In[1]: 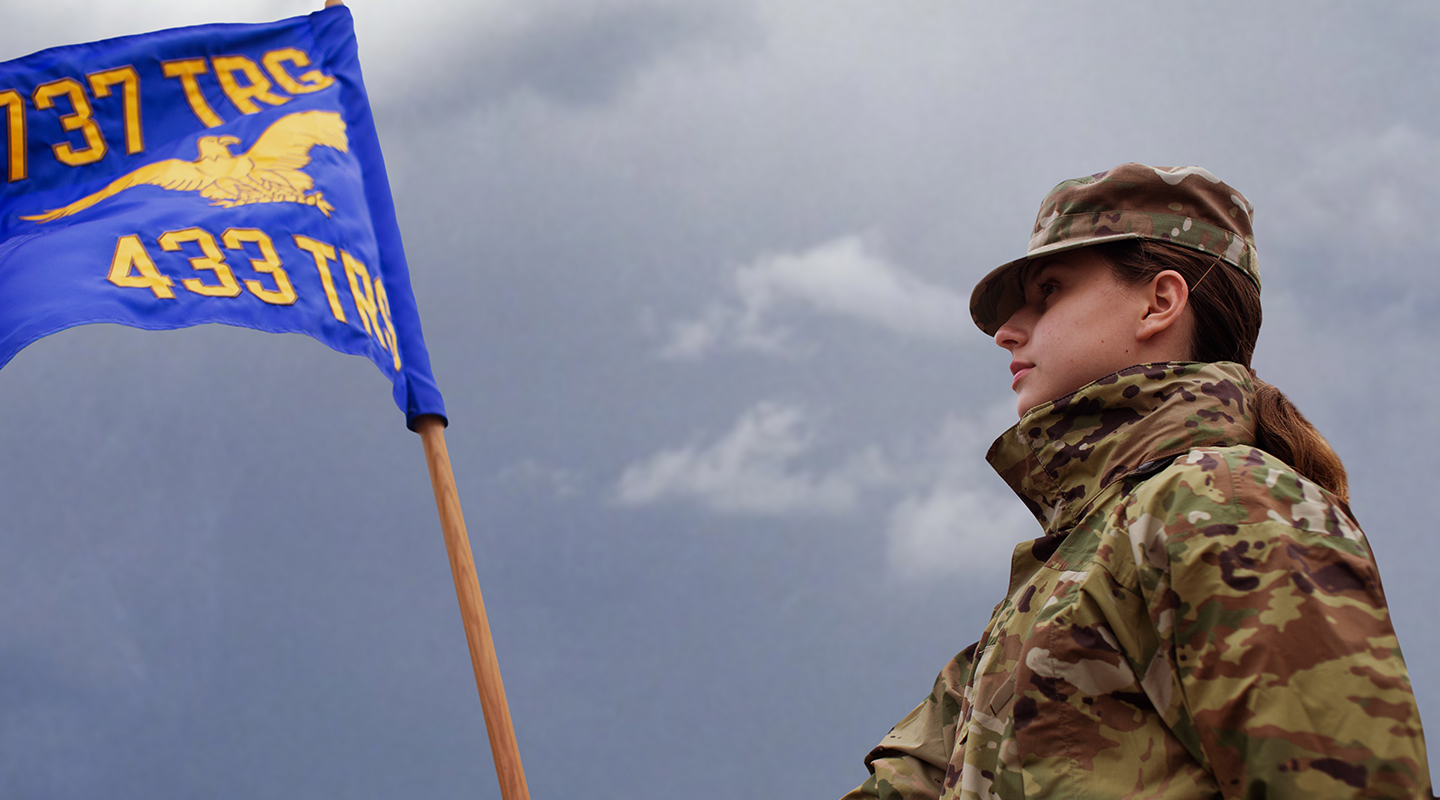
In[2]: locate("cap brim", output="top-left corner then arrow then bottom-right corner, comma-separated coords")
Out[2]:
968,233 -> 1144,336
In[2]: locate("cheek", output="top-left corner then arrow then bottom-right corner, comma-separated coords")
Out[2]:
1036,313 -> 1134,375
1032,315 -> 1091,361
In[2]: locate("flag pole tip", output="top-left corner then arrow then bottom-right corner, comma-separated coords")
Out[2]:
412,413 -> 449,433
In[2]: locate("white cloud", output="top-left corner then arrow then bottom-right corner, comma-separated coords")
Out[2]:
0,1 -> 316,60
615,397 -> 1037,579
886,487 -> 1034,578
614,401 -> 891,515
883,407 -> 1037,579
659,235 -> 974,360
658,302 -> 799,361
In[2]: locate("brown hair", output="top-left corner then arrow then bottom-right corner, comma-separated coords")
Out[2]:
1093,239 -> 1349,503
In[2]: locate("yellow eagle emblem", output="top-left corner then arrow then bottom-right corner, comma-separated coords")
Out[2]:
23,110 -> 348,223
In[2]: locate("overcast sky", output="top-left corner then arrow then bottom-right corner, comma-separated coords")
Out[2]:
1,2 -> 1437,797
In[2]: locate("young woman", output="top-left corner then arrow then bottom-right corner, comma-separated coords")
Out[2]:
842,164 -> 1430,799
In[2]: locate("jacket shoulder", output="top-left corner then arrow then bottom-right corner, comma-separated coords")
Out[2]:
1120,444 -> 1369,555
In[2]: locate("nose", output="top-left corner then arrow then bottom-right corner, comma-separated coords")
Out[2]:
993,314 -> 1027,351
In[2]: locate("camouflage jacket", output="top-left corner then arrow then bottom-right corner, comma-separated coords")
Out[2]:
843,362 -> 1430,799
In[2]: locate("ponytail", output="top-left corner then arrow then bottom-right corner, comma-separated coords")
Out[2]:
1251,378 -> 1349,503
1095,240 -> 1350,503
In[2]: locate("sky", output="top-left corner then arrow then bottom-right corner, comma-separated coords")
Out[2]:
0,1 -> 1437,797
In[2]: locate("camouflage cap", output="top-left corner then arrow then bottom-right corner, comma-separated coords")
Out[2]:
969,163 -> 1260,336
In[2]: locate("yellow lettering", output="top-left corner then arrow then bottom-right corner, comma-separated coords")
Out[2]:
341,249 -> 382,345
87,66 -> 144,155
159,227 -> 241,297
293,234 -> 345,321
161,58 -> 224,128
32,78 -> 107,167
374,278 -> 401,370
108,234 -> 175,298
223,228 -> 296,305
211,55 -> 291,115
0,89 -> 24,182
262,48 -> 335,95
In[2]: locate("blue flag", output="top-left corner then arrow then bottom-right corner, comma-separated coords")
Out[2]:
0,6 -> 446,429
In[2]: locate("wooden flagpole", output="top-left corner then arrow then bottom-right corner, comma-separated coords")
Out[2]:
416,415 -> 531,800
317,3 -> 526,793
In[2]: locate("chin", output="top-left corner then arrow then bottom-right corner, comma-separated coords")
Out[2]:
1015,396 -> 1040,417
1015,384 -> 1067,418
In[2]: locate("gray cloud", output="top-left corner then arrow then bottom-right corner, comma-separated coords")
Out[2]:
1269,123 -> 1440,266
368,0 -> 760,116
2,2 -> 1438,797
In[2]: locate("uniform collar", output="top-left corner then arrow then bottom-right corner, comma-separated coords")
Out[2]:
987,361 -> 1257,533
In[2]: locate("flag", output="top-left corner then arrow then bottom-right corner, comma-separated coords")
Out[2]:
0,6 -> 446,428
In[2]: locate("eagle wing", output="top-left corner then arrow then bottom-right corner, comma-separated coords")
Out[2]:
241,111 -> 349,192
20,159 -> 213,223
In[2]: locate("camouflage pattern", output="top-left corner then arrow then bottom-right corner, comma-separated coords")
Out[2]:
842,362 -> 1430,799
970,163 -> 1260,336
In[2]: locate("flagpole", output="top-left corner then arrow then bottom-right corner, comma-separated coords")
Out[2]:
320,2 -> 525,793
416,415 -> 531,800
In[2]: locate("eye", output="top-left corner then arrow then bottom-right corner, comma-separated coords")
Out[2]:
1037,280 -> 1059,299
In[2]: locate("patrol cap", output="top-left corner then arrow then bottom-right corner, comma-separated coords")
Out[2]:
969,163 -> 1260,336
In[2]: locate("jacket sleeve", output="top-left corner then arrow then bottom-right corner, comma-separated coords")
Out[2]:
840,649 -> 971,800
1133,449 -> 1431,799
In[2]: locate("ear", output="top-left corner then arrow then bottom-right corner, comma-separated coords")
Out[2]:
1135,269 -> 1189,342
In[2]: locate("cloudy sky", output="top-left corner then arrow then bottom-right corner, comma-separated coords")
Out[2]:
1,1 -> 1437,797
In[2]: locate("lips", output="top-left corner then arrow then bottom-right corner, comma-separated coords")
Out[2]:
1010,360 -> 1034,389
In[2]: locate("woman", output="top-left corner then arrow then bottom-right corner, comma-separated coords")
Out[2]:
842,164 -> 1430,799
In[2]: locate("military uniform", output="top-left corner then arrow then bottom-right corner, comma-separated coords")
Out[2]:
843,362 -> 1430,799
